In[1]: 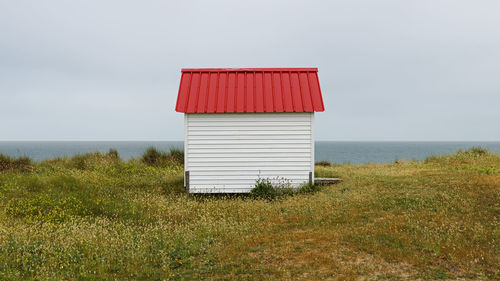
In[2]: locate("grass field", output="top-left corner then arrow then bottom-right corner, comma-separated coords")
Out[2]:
0,148 -> 498,280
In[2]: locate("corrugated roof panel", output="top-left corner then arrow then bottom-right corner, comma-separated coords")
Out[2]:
216,73 -> 227,112
255,73 -> 264,112
175,68 -> 324,113
290,72 -> 303,112
175,72 -> 190,112
206,73 -> 218,113
226,73 -> 236,112
246,74 -> 254,112
197,73 -> 209,113
263,73 -> 274,113
272,72 -> 284,112
281,72 -> 294,112
299,72 -> 313,112
236,73 -> 245,112
186,73 -> 200,113
308,72 -> 324,110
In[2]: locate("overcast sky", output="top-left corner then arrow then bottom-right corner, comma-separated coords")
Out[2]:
1,0 -> 499,141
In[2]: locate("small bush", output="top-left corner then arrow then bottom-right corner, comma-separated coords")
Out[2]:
250,178 -> 278,200
0,154 -> 33,172
141,147 -> 184,167
168,148 -> 184,166
107,148 -> 119,159
465,146 -> 488,155
316,160 -> 332,167
70,154 -> 88,170
68,151 -> 122,170
142,147 -> 166,166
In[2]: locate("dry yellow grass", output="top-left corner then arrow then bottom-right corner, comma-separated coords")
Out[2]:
0,148 -> 498,280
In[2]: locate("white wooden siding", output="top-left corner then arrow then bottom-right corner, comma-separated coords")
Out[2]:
185,113 -> 314,193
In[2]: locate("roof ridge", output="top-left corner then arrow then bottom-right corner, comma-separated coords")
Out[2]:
182,68 -> 318,73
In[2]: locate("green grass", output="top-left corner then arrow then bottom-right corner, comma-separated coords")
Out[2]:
0,148 -> 498,280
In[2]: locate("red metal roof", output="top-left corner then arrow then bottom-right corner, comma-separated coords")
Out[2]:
175,68 -> 325,113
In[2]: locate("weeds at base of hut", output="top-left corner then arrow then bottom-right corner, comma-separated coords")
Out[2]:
250,177 -> 321,200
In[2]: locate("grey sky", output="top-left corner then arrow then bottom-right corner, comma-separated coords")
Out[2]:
1,0 -> 499,141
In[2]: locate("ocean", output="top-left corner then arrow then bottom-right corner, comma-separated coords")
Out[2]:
1,141 -> 499,164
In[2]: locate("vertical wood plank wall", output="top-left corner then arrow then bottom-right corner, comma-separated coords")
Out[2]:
185,113 -> 314,193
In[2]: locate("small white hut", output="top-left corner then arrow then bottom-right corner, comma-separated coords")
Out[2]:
175,68 -> 325,193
